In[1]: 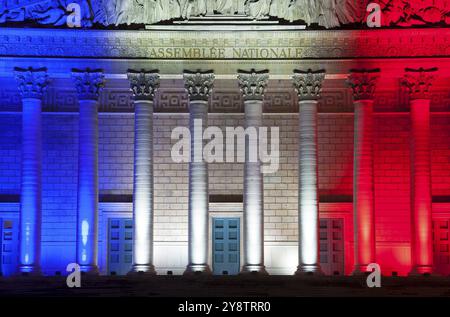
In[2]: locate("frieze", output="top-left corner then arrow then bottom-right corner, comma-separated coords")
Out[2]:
0,28 -> 448,60
2,85 -> 448,113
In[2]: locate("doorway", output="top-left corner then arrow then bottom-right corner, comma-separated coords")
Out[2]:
212,217 -> 240,275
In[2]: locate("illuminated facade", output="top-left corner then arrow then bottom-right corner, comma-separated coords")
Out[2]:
0,2 -> 450,277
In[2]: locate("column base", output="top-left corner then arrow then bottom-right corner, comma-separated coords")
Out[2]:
183,264 -> 211,276
295,264 -> 324,276
409,265 -> 434,276
79,264 -> 100,276
128,264 -> 157,276
240,265 -> 268,275
18,265 -> 42,276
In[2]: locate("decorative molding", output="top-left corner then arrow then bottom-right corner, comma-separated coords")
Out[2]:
401,67 -> 438,100
237,69 -> 269,101
0,28 -> 449,60
13,67 -> 49,100
292,69 -> 326,101
264,89 -> 296,113
127,69 -> 160,102
183,70 -> 215,102
210,89 -> 243,113
71,68 -> 105,101
347,69 -> 380,101
0,83 -> 448,113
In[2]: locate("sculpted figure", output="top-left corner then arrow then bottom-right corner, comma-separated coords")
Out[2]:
246,0 -> 271,19
1,0 -> 448,28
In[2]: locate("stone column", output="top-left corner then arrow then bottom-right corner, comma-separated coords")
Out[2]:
237,69 -> 269,274
127,69 -> 160,274
347,69 -> 379,274
292,69 -> 326,275
402,67 -> 438,275
183,70 -> 215,274
14,67 -> 49,274
72,69 -> 105,274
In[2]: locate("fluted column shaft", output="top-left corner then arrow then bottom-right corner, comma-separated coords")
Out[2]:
73,69 -> 104,274
20,99 -> 43,274
297,100 -> 320,273
402,67 -> 437,275
238,69 -> 269,274
293,69 -> 325,275
128,70 -> 160,274
347,69 -> 379,274
132,100 -> 155,273
187,101 -> 209,272
410,99 -> 432,274
77,99 -> 99,273
183,70 -> 214,274
15,67 -> 48,274
353,100 -> 375,272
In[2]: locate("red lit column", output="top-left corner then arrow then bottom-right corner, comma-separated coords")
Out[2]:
14,67 -> 49,275
72,69 -> 105,274
292,69 -> 326,275
347,69 -> 379,274
237,69 -> 269,274
127,70 -> 160,274
183,70 -> 215,275
402,67 -> 438,275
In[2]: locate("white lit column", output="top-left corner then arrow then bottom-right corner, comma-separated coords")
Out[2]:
292,69 -> 326,275
347,69 -> 379,274
183,70 -> 215,274
127,70 -> 160,274
402,67 -> 437,275
72,69 -> 105,274
237,69 -> 269,274
14,67 -> 49,274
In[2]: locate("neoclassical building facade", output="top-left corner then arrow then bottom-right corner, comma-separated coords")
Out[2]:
0,1 -> 449,277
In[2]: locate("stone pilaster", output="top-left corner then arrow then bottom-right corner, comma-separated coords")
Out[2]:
292,69 -> 325,275
127,69 -> 160,274
183,70 -> 214,275
72,68 -> 104,274
14,67 -> 49,275
347,68 -> 379,274
237,69 -> 269,275
402,67 -> 438,275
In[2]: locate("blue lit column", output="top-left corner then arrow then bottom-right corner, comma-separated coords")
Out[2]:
14,67 -> 49,274
292,69 -> 325,275
237,69 -> 269,274
183,70 -> 215,275
127,69 -> 160,274
72,69 -> 105,274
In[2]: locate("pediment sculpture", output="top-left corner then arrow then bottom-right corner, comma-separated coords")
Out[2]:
0,0 -> 449,29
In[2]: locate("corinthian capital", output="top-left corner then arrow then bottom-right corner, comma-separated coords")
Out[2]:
401,67 -> 438,100
183,70 -> 215,101
14,67 -> 49,99
127,69 -> 160,101
292,69 -> 326,101
237,69 -> 269,101
71,68 -> 105,101
347,69 -> 380,101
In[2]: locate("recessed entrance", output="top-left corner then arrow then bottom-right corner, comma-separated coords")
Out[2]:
212,217 -> 240,275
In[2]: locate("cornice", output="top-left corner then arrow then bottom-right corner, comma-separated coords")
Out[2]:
0,28 -> 448,60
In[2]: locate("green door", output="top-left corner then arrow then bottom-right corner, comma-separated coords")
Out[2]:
212,218 -> 240,275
